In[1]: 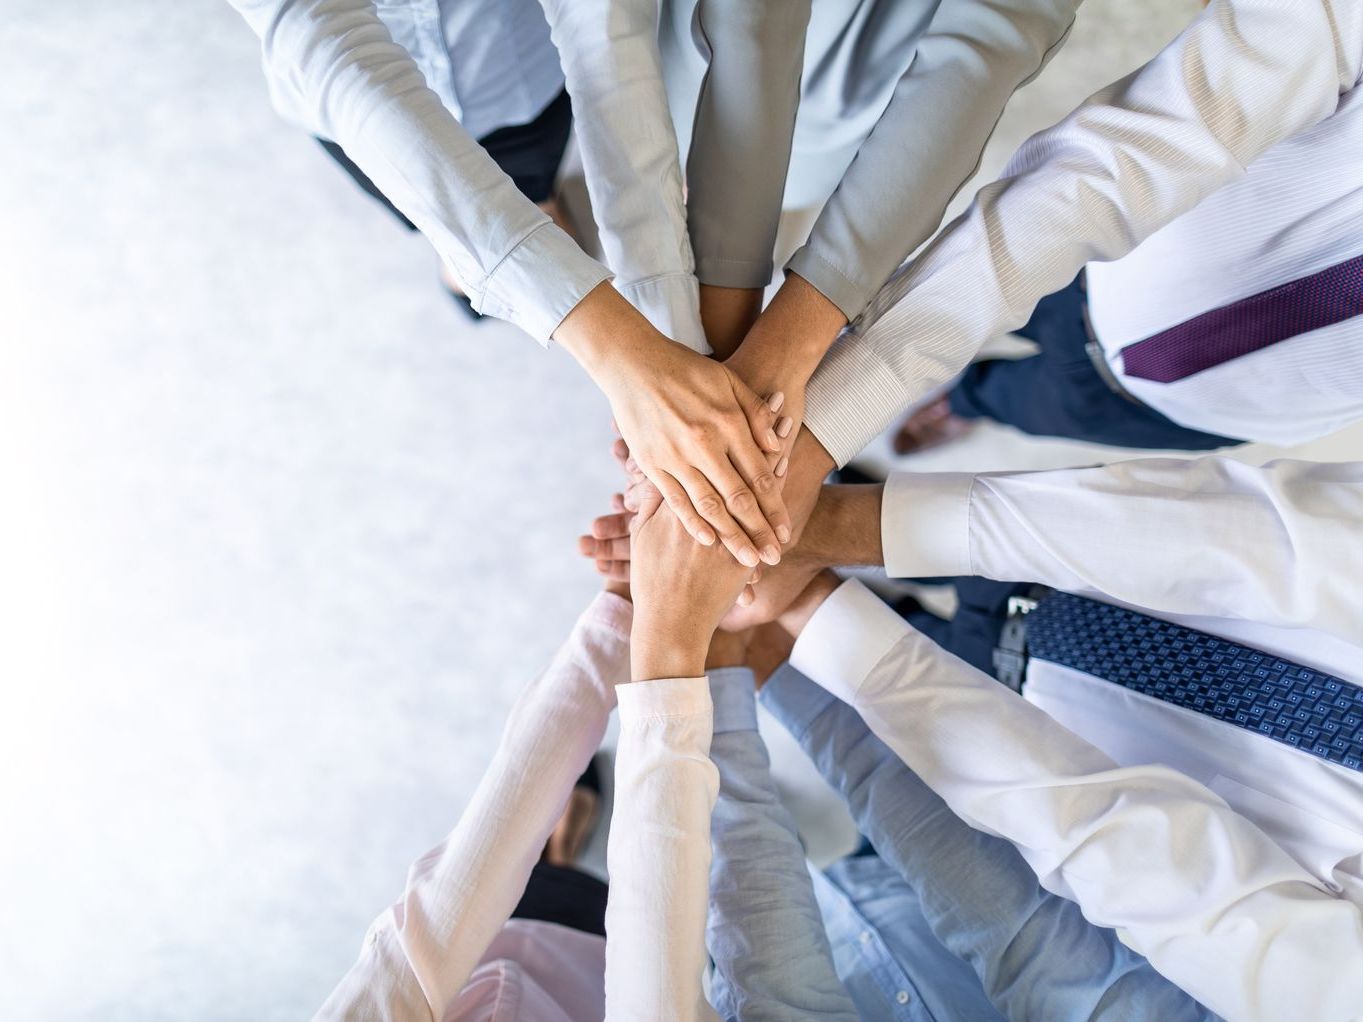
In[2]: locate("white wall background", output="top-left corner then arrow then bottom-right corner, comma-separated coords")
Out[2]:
2,2 -> 1357,1019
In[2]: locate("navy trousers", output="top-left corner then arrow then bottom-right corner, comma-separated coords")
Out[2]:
947,276 -> 1241,451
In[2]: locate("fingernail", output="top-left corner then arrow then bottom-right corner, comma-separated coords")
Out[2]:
775,456 -> 789,477
768,392 -> 785,413
766,430 -> 780,451
626,458 -> 638,472
739,547 -> 760,568
776,416 -> 794,438
698,528 -> 716,546
761,545 -> 781,566
777,524 -> 791,544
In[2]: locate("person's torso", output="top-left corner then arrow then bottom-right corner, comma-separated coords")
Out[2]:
1086,84 -> 1363,445
1022,603 -> 1363,905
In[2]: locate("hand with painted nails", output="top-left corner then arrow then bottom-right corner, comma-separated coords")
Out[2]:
554,284 -> 792,568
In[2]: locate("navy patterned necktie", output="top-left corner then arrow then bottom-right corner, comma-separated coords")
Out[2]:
1026,593 -> 1363,772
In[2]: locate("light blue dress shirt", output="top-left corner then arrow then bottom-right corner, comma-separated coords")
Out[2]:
704,665 -> 1220,1021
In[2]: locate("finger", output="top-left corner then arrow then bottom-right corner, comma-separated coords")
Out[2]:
592,512 -> 633,539
732,377 -> 782,453
625,477 -> 663,516
611,492 -> 627,513
651,468 -> 720,548
595,559 -> 630,582
704,452 -> 785,563
676,467 -> 760,568
612,436 -> 630,467
727,440 -> 792,549
595,536 -> 633,561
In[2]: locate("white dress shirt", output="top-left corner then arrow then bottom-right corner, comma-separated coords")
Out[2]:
803,0 -> 1363,466
1084,85 -> 1363,445
314,594 -> 720,1021
790,576 -> 1363,1022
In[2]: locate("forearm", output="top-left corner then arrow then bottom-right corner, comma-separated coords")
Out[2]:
316,594 -> 631,1019
787,0 -> 1080,321
761,666 -> 1212,1022
539,0 -> 706,349
803,0 -> 1363,465
606,678 -> 720,1022
788,579 -> 1363,1022
230,0 -> 609,343
705,669 -> 858,1021
879,459 -> 1363,640
686,0 -> 810,292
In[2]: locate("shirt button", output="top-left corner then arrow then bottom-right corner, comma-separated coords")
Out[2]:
896,991 -> 910,1005
859,931 -> 872,943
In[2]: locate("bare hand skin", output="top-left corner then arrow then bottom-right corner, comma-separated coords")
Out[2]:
699,284 -> 763,361
629,494 -> 759,682
724,273 -> 848,472
554,282 -> 791,566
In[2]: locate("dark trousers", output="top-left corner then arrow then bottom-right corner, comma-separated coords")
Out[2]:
900,578 -> 1033,680
511,861 -> 609,937
316,88 -> 574,230
948,276 -> 1240,451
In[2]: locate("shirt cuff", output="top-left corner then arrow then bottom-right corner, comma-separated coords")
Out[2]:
615,273 -> 709,354
785,246 -> 875,323
759,662 -> 838,742
802,333 -> 909,467
789,579 -> 909,705
616,676 -> 712,724
693,252 -> 775,292
881,473 -> 977,578
706,668 -> 758,734
477,222 -> 614,344
582,591 -> 634,643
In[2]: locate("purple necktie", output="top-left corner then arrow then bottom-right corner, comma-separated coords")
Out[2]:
1120,252 -> 1363,384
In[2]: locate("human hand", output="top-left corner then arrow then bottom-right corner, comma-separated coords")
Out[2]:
554,284 -> 792,568
629,499 -> 758,681
724,273 -> 847,469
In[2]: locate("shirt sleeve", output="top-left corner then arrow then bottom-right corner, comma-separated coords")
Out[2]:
315,592 -> 633,1021
786,0 -> 1080,320
606,677 -> 721,1022
802,0 -> 1363,465
760,664 -> 1215,1022
879,457 -> 1363,646
788,578 -> 1363,1022
683,0 -> 811,291
703,668 -> 858,1022
538,0 -> 708,351
228,0 -> 613,344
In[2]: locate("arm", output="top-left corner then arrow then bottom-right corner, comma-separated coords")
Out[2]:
228,0 -> 610,343
803,0 -> 1363,465
539,0 -> 707,351
761,660 -> 1214,1022
605,677 -> 720,1022
703,666 -> 858,1022
784,577 -> 1363,1022
878,457 -> 1363,644
686,0 -> 811,355
315,593 -> 631,1020
787,0 -> 1081,323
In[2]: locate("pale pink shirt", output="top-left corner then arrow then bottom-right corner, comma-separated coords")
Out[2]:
315,593 -> 720,1021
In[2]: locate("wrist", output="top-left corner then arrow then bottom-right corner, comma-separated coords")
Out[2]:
776,570 -> 842,638
699,285 -> 762,361
554,281 -> 656,383
804,485 -> 884,567
742,273 -> 847,380
631,617 -> 710,681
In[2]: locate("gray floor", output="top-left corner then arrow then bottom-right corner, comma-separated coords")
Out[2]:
2,2 -> 1359,1019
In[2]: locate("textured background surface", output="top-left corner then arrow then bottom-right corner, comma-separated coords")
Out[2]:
2,1 -> 1358,1018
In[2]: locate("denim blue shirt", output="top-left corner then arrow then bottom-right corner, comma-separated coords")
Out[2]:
757,663 -> 1220,1022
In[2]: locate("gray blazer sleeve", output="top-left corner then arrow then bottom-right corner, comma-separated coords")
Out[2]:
684,0 -> 812,290
787,0 -> 1080,319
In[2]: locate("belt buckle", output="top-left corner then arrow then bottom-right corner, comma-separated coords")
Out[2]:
993,594 -> 1040,692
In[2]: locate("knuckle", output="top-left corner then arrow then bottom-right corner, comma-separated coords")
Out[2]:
749,471 -> 777,495
696,493 -> 725,518
726,488 -> 757,515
